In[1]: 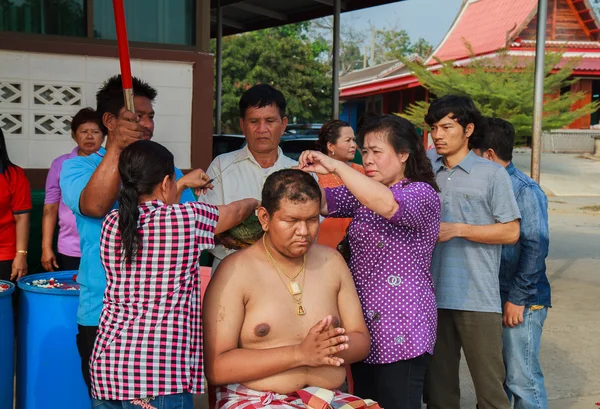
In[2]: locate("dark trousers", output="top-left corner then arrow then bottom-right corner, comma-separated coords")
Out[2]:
424,309 -> 510,409
351,353 -> 431,409
57,253 -> 81,271
0,259 -> 13,282
77,325 -> 98,396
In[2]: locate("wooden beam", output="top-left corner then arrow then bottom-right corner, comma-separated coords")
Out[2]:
565,0 -> 592,38
197,0 -> 211,52
312,0 -> 347,10
551,0 -> 557,40
231,3 -> 287,21
210,15 -> 245,30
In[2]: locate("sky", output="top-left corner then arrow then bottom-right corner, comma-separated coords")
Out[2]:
342,0 -> 464,50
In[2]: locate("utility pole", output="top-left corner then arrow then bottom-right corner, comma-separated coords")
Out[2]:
531,0 -> 548,183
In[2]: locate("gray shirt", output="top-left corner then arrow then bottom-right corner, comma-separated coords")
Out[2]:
428,150 -> 521,313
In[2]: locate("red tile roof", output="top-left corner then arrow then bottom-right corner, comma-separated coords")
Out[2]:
428,0 -> 538,64
456,53 -> 600,72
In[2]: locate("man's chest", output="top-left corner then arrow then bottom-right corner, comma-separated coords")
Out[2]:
436,172 -> 494,223
221,165 -> 276,202
240,272 -> 340,345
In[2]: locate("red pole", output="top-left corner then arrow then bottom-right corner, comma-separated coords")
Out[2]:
112,0 -> 135,112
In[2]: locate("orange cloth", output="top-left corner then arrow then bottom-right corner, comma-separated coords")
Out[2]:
316,163 -> 365,249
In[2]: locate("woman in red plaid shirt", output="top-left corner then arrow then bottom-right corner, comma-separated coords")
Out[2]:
90,140 -> 259,409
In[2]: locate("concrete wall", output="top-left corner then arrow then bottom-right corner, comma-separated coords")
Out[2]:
542,129 -> 600,154
0,50 -> 193,169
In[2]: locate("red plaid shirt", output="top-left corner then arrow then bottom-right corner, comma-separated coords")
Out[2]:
90,200 -> 219,400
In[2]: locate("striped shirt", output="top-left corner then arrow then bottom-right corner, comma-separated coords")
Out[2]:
90,200 -> 219,400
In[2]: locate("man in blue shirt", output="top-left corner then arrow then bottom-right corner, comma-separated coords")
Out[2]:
60,75 -> 195,393
424,95 -> 520,409
472,117 -> 551,409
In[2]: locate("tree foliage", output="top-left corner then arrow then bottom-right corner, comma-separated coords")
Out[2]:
310,19 -> 432,73
213,23 -> 332,133
310,17 -> 369,74
374,28 -> 432,63
399,44 -> 600,143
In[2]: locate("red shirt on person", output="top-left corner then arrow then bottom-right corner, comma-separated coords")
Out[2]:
0,166 -> 32,261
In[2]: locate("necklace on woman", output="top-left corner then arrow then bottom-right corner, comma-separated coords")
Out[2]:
262,234 -> 307,315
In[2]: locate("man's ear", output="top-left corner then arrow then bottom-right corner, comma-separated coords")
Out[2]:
103,112 -> 116,132
257,206 -> 270,232
281,116 -> 289,131
464,123 -> 475,138
484,148 -> 497,162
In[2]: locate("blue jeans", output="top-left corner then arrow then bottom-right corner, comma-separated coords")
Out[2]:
93,393 -> 193,409
502,307 -> 549,409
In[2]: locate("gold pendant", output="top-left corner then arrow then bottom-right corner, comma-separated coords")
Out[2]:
289,281 -> 302,296
297,305 -> 306,315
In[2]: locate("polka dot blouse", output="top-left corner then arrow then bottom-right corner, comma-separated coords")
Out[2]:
325,180 -> 441,363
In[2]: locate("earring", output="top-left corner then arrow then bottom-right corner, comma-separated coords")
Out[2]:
330,151 -> 335,156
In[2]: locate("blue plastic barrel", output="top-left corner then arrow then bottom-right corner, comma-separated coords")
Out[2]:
0,280 -> 15,409
17,271 -> 90,409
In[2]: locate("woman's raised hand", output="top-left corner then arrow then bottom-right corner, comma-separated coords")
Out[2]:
298,150 -> 339,175
181,168 -> 214,196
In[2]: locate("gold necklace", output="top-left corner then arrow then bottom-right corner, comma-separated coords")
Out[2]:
262,234 -> 307,315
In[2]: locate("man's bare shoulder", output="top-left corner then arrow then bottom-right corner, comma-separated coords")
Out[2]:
307,244 -> 349,275
212,243 -> 262,282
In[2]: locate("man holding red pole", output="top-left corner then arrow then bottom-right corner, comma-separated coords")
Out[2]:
60,75 -> 196,394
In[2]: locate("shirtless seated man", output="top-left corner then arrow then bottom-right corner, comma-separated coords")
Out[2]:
203,169 -> 380,409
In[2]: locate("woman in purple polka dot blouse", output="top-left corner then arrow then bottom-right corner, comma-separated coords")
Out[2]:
299,115 -> 441,409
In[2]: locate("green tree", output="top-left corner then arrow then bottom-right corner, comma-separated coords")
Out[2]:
374,28 -> 412,62
213,23 -> 332,133
310,17 -> 367,74
399,45 -> 600,143
374,27 -> 432,63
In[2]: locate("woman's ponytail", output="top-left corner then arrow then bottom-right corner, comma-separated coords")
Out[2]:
117,140 -> 175,263
118,182 -> 141,262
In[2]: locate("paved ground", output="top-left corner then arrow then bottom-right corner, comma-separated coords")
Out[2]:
512,151 -> 600,196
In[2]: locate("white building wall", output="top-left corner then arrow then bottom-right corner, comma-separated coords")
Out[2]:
0,50 -> 193,169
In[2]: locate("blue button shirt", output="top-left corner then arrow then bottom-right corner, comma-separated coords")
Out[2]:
60,147 -> 195,326
428,150 -> 521,313
500,162 -> 551,308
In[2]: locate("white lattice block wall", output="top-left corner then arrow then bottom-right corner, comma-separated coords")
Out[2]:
0,50 -> 193,169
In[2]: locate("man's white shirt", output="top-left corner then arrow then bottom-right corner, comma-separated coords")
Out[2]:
198,145 -> 298,265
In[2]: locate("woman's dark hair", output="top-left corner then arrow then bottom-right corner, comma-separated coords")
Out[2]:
0,127 -> 15,176
71,107 -> 103,134
262,169 -> 321,216
117,140 -> 175,262
317,119 -> 351,154
358,115 -> 439,192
